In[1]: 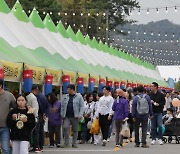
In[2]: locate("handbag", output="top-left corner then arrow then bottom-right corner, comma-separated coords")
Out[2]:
120,121 -> 130,138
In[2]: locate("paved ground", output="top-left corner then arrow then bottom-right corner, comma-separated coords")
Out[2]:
30,135 -> 180,154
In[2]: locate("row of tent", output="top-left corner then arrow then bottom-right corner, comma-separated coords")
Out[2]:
0,0 -> 168,87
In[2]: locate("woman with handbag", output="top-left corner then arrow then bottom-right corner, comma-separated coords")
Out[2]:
112,89 -> 129,148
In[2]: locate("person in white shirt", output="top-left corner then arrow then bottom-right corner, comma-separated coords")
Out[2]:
26,85 -> 39,152
96,86 -> 114,146
90,93 -> 103,145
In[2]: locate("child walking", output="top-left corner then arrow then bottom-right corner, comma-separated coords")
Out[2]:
6,94 -> 35,154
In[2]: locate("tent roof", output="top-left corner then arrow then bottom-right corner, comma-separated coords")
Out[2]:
43,14 -> 57,33
12,0 -> 29,22
56,21 -> 69,39
76,30 -> 87,45
0,0 -> 10,14
29,8 -> 45,28
66,26 -> 78,42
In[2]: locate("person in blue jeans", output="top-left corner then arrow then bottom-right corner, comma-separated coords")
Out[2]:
0,79 -> 16,154
149,82 -> 165,145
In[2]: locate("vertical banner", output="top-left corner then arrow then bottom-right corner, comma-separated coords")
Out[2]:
99,76 -> 106,92
0,68 -> 4,79
23,70 -> 33,93
90,74 -> 99,87
63,70 -> 77,84
62,75 -> 70,94
24,64 -> 45,84
77,72 -> 89,87
114,81 -> 120,91
45,75 -> 53,95
0,60 -> 23,82
106,77 -> 114,91
88,77 -> 95,93
120,81 -> 126,89
77,77 -> 84,94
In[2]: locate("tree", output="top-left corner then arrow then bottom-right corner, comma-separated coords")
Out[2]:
5,0 -> 61,22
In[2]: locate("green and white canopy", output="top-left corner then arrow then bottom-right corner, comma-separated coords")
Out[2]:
0,0 -> 167,86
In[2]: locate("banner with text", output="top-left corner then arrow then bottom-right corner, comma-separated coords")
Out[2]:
0,60 -> 23,82
24,64 -> 45,84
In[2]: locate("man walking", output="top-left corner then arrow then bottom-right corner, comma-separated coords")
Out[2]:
132,86 -> 153,148
61,84 -> 84,148
26,85 -> 40,152
36,87 -> 49,151
149,82 -> 165,145
0,79 -> 16,154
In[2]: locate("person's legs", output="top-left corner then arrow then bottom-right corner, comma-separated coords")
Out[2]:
12,141 -> 20,154
0,127 -> 10,154
94,135 -> 100,144
157,113 -> 163,140
19,141 -> 29,154
103,115 -> 112,140
49,125 -> 55,146
32,122 -> 40,149
134,119 -> 140,145
39,119 -> 45,149
151,114 -> 157,141
99,114 -> 106,140
141,118 -> 148,145
119,121 -> 123,145
71,118 -> 79,146
54,125 -> 61,145
62,118 -> 71,146
115,120 -> 121,145
81,118 -> 88,142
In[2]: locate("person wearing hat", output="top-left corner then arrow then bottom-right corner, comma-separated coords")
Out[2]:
0,79 -> 16,154
112,89 -> 129,148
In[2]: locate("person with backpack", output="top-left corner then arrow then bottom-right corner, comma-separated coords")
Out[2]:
132,86 -> 153,148
149,82 -> 165,145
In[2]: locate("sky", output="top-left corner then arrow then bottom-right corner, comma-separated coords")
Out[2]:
129,0 -> 180,25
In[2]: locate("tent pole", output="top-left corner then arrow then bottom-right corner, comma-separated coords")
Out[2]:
19,82 -> 22,94
60,85 -> 62,101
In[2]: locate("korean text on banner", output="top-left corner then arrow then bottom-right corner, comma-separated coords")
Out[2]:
63,70 -> 77,84
0,60 -> 23,82
46,68 -> 62,85
24,64 -> 45,84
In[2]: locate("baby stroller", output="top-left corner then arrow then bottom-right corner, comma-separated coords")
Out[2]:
162,118 -> 180,144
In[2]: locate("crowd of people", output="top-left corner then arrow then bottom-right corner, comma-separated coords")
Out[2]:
0,78 -> 180,154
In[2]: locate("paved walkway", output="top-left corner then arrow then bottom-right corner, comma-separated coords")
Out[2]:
31,136 -> 180,154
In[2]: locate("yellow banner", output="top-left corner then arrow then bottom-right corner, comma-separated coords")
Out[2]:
114,78 -> 121,83
99,76 -> 106,81
62,70 -> 77,84
24,64 -> 45,84
0,60 -> 23,82
46,69 -> 62,85
107,77 -> 114,83
90,74 -> 99,86
77,72 -> 89,86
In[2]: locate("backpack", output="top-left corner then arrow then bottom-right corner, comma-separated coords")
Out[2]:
137,94 -> 149,115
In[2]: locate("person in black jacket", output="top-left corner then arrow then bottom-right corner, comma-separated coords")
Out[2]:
149,82 -> 165,145
6,94 -> 35,154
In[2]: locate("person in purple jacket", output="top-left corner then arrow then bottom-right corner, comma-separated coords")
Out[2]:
47,92 -> 61,148
112,89 -> 129,148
